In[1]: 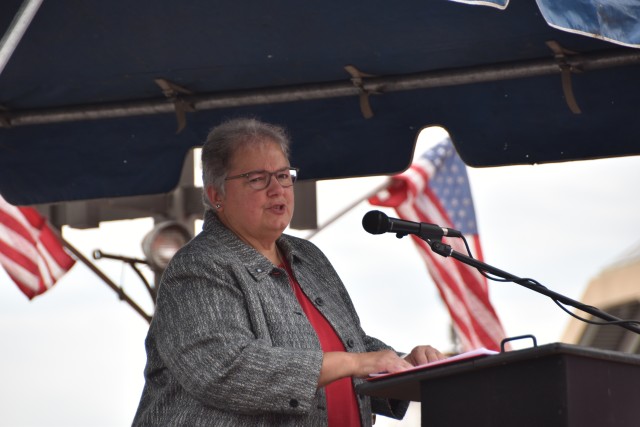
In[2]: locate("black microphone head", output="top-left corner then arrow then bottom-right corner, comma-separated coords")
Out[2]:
362,210 -> 389,235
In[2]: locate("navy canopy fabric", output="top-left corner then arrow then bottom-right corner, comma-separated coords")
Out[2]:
1,0 -> 639,205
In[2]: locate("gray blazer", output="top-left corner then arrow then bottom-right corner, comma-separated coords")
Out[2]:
132,211 -> 408,426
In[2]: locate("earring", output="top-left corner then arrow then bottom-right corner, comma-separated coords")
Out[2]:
215,203 -> 222,209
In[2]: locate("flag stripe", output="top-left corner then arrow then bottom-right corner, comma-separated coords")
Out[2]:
38,226 -> 76,274
399,194 -> 500,342
0,208 -> 38,245
0,195 -> 75,299
0,238 -> 40,278
0,251 -> 42,293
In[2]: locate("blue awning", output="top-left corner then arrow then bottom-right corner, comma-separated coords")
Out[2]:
1,0 -> 639,205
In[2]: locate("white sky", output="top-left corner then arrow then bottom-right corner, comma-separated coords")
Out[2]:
2,128 -> 640,426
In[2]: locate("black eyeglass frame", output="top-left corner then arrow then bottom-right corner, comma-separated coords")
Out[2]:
224,167 -> 299,190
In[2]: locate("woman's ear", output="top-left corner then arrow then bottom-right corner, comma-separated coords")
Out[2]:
205,185 -> 222,209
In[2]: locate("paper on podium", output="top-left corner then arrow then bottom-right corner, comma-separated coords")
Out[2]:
367,347 -> 499,381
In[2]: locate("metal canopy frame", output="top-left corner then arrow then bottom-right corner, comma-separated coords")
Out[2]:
3,48 -> 639,128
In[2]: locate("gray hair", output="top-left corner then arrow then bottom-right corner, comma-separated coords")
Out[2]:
201,118 -> 292,211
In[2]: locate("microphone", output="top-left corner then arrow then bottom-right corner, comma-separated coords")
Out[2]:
362,210 -> 462,239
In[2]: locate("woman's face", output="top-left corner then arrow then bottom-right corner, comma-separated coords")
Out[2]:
210,138 -> 295,248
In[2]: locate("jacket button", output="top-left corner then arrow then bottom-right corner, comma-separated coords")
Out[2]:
289,399 -> 299,408
256,268 -> 263,273
347,338 -> 355,348
314,297 -> 324,306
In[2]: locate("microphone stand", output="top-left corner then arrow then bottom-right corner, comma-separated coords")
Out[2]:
427,238 -> 640,336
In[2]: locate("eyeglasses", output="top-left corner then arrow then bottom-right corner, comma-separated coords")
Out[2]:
225,167 -> 299,190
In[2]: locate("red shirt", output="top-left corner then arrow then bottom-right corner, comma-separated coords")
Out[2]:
282,262 -> 362,427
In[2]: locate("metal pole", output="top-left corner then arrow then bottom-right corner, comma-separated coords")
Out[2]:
304,180 -> 390,240
57,234 -> 153,323
2,49 -> 640,128
0,0 -> 44,77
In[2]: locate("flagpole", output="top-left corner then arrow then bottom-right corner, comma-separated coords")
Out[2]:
303,179 -> 391,240
55,231 -> 153,324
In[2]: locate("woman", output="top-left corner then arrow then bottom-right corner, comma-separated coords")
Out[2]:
132,118 -> 445,426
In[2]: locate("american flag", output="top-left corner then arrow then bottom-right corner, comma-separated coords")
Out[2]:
0,195 -> 75,299
369,138 -> 507,352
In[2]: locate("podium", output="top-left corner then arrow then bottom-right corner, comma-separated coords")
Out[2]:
357,343 -> 640,427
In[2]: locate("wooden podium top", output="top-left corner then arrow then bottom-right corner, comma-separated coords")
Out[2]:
357,342 -> 640,402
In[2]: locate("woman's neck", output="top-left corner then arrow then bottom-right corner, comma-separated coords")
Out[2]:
216,213 -> 282,264
260,245 -> 281,266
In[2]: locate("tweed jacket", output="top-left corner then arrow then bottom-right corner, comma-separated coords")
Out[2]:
132,211 -> 408,426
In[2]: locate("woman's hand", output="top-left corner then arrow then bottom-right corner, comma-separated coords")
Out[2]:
319,350 -> 412,387
404,345 -> 446,366
351,350 -> 413,378
318,346 -> 446,387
